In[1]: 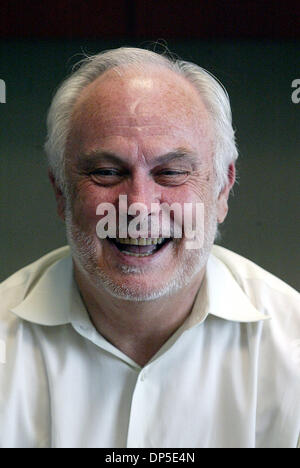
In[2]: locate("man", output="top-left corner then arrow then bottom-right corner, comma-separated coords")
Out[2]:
0,47 -> 299,448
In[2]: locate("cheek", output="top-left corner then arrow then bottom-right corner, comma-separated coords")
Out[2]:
166,175 -> 213,206
70,181 -> 117,230
172,176 -> 217,229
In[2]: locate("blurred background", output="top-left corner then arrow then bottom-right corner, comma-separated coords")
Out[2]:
0,0 -> 299,288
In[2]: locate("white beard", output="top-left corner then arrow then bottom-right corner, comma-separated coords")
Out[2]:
65,199 -> 218,302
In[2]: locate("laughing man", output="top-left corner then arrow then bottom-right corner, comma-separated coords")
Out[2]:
0,47 -> 299,448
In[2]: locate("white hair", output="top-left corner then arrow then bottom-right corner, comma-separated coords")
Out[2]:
44,47 -> 238,192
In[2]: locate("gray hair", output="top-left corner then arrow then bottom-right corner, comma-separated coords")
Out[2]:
44,47 -> 238,192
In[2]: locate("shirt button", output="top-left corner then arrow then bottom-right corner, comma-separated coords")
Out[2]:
140,372 -> 146,381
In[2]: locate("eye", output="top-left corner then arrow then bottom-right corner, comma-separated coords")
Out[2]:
89,168 -> 125,186
93,169 -> 120,176
154,170 -> 190,186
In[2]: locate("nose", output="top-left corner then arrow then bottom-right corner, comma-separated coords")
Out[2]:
126,170 -> 161,214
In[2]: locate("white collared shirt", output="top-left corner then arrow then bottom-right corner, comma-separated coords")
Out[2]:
0,245 -> 299,448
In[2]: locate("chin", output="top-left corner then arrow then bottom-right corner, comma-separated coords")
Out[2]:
75,246 -> 209,302
86,268 -> 191,302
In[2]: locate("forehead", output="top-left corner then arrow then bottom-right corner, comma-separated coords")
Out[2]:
68,65 -> 213,158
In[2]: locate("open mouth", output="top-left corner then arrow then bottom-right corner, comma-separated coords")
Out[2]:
107,237 -> 172,257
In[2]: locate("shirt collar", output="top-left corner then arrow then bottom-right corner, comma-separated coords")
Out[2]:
205,253 -> 270,322
10,253 -> 81,326
10,247 -> 270,327
181,252 -> 269,331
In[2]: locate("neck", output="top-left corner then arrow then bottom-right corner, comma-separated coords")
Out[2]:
74,265 -> 205,367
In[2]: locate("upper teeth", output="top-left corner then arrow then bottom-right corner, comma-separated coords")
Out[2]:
114,237 -> 165,245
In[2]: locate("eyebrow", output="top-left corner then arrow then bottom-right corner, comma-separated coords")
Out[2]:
153,149 -> 200,167
77,148 -> 200,170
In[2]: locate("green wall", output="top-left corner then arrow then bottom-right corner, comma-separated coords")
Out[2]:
0,39 -> 299,289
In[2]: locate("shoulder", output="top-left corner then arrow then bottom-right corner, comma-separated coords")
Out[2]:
0,249 -> 71,448
0,246 -> 71,320
212,244 -> 299,302
212,245 -> 300,363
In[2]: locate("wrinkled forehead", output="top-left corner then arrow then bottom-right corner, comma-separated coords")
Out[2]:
65,66 -> 215,167
70,65 -> 212,130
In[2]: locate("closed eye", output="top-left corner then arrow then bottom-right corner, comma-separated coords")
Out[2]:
153,170 -> 191,186
160,170 -> 187,175
89,168 -> 128,186
91,169 -> 121,176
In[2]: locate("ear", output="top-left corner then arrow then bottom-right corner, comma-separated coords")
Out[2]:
48,170 -> 66,221
216,163 -> 236,224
